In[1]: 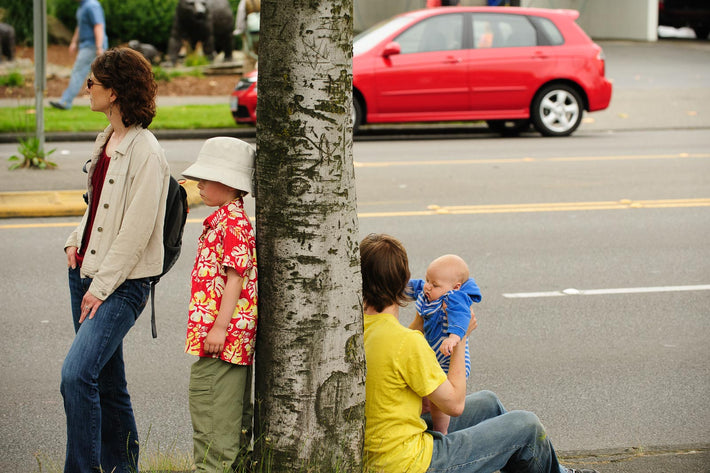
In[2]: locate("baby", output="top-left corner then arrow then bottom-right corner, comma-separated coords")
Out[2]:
408,254 -> 481,434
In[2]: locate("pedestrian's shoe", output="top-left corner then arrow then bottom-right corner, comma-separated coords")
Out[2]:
49,101 -> 67,110
566,469 -> 599,473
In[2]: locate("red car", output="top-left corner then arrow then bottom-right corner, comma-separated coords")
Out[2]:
230,6 -> 612,137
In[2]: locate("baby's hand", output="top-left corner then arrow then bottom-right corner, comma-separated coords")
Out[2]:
439,335 -> 460,356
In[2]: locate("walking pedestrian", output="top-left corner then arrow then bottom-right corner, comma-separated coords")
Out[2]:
50,0 -> 108,110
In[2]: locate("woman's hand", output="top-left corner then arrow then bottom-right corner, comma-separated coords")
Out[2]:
66,246 -> 78,269
466,308 -> 478,337
80,291 -> 103,323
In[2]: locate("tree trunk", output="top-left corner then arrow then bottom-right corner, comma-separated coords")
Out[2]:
253,1 -> 364,472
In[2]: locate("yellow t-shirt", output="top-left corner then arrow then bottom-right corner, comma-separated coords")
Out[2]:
364,313 -> 448,473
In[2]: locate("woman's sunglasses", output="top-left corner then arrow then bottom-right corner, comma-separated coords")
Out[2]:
86,78 -> 102,89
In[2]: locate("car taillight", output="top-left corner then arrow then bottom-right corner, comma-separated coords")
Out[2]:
597,49 -> 606,76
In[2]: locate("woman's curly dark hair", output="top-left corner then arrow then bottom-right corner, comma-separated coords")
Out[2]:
91,48 -> 157,128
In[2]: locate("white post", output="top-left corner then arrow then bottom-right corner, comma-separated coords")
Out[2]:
33,0 -> 47,151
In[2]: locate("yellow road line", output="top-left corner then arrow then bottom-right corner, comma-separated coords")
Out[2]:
354,153 -> 710,168
358,198 -> 710,218
2,198 -> 709,229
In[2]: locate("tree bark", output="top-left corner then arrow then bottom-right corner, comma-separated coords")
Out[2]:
253,1 -> 364,471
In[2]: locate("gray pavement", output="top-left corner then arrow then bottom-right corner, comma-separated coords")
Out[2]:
1,39 -> 710,472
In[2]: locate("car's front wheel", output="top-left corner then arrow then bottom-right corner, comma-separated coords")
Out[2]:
531,84 -> 583,137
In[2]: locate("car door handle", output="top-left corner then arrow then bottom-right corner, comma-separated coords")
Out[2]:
444,56 -> 463,64
532,50 -> 548,59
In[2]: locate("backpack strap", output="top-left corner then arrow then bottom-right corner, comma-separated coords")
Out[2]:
150,279 -> 158,338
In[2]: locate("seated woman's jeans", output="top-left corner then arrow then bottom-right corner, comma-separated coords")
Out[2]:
426,391 -> 567,473
62,267 -> 150,473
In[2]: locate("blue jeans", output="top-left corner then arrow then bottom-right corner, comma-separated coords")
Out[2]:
427,391 -> 567,473
59,46 -> 96,109
62,267 -> 150,473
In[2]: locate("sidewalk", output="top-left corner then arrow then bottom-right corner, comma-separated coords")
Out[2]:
557,444 -> 709,473
137,445 -> 710,473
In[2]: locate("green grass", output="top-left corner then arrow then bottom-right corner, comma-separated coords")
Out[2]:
0,104 -> 241,133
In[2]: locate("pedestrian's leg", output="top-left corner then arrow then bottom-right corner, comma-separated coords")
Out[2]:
59,47 -> 96,108
190,358 -> 248,473
98,344 -> 140,473
62,268 -> 101,472
61,276 -> 148,473
96,278 -> 149,473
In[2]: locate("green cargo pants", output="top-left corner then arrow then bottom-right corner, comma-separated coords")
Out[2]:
189,357 -> 252,473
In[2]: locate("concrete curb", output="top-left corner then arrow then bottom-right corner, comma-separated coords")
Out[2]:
0,189 -> 87,218
0,127 -> 256,144
0,179 -> 203,218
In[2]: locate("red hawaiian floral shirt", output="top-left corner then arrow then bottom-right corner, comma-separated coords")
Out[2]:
185,198 -> 257,364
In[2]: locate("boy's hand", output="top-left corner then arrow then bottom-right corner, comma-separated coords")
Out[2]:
440,334 -> 461,356
204,326 -> 227,355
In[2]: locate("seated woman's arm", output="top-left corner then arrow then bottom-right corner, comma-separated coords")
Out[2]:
426,339 -> 467,416
426,309 -> 477,416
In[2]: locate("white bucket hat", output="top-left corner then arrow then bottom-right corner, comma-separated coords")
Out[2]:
182,137 -> 256,194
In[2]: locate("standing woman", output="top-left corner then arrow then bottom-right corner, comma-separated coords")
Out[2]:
62,48 -> 170,473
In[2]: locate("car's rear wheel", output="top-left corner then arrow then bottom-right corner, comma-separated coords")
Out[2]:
531,84 -> 583,137
352,97 -> 363,135
486,119 -> 530,136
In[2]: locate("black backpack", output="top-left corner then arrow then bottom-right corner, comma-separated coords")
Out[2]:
150,176 -> 189,338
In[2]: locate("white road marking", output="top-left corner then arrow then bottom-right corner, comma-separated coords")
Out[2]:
502,284 -> 710,298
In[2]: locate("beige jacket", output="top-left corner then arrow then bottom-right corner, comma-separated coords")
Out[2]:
65,124 -> 170,300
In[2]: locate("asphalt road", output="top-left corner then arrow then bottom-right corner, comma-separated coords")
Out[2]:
0,38 -> 709,472
2,126 -> 709,472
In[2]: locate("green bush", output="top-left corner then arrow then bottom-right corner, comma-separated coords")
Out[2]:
101,0 -> 178,51
0,3 -> 33,45
50,0 -> 180,51
0,71 -> 25,87
49,0 -> 79,33
7,0 -> 241,50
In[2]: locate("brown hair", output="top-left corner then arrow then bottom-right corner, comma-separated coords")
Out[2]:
359,234 -> 411,313
91,48 -> 157,128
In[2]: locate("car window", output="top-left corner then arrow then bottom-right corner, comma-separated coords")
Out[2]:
529,16 -> 565,46
354,16 -> 412,56
394,13 -> 464,54
472,13 -> 537,48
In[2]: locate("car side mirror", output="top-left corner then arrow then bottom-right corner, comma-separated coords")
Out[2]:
382,42 -> 401,58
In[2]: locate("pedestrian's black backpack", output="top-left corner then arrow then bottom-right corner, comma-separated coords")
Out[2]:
150,176 -> 189,338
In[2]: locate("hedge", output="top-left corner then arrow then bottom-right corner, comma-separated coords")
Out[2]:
2,0 -> 240,51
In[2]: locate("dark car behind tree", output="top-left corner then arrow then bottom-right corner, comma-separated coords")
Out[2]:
658,0 -> 710,39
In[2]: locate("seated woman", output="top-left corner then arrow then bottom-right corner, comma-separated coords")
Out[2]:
360,233 -> 596,473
